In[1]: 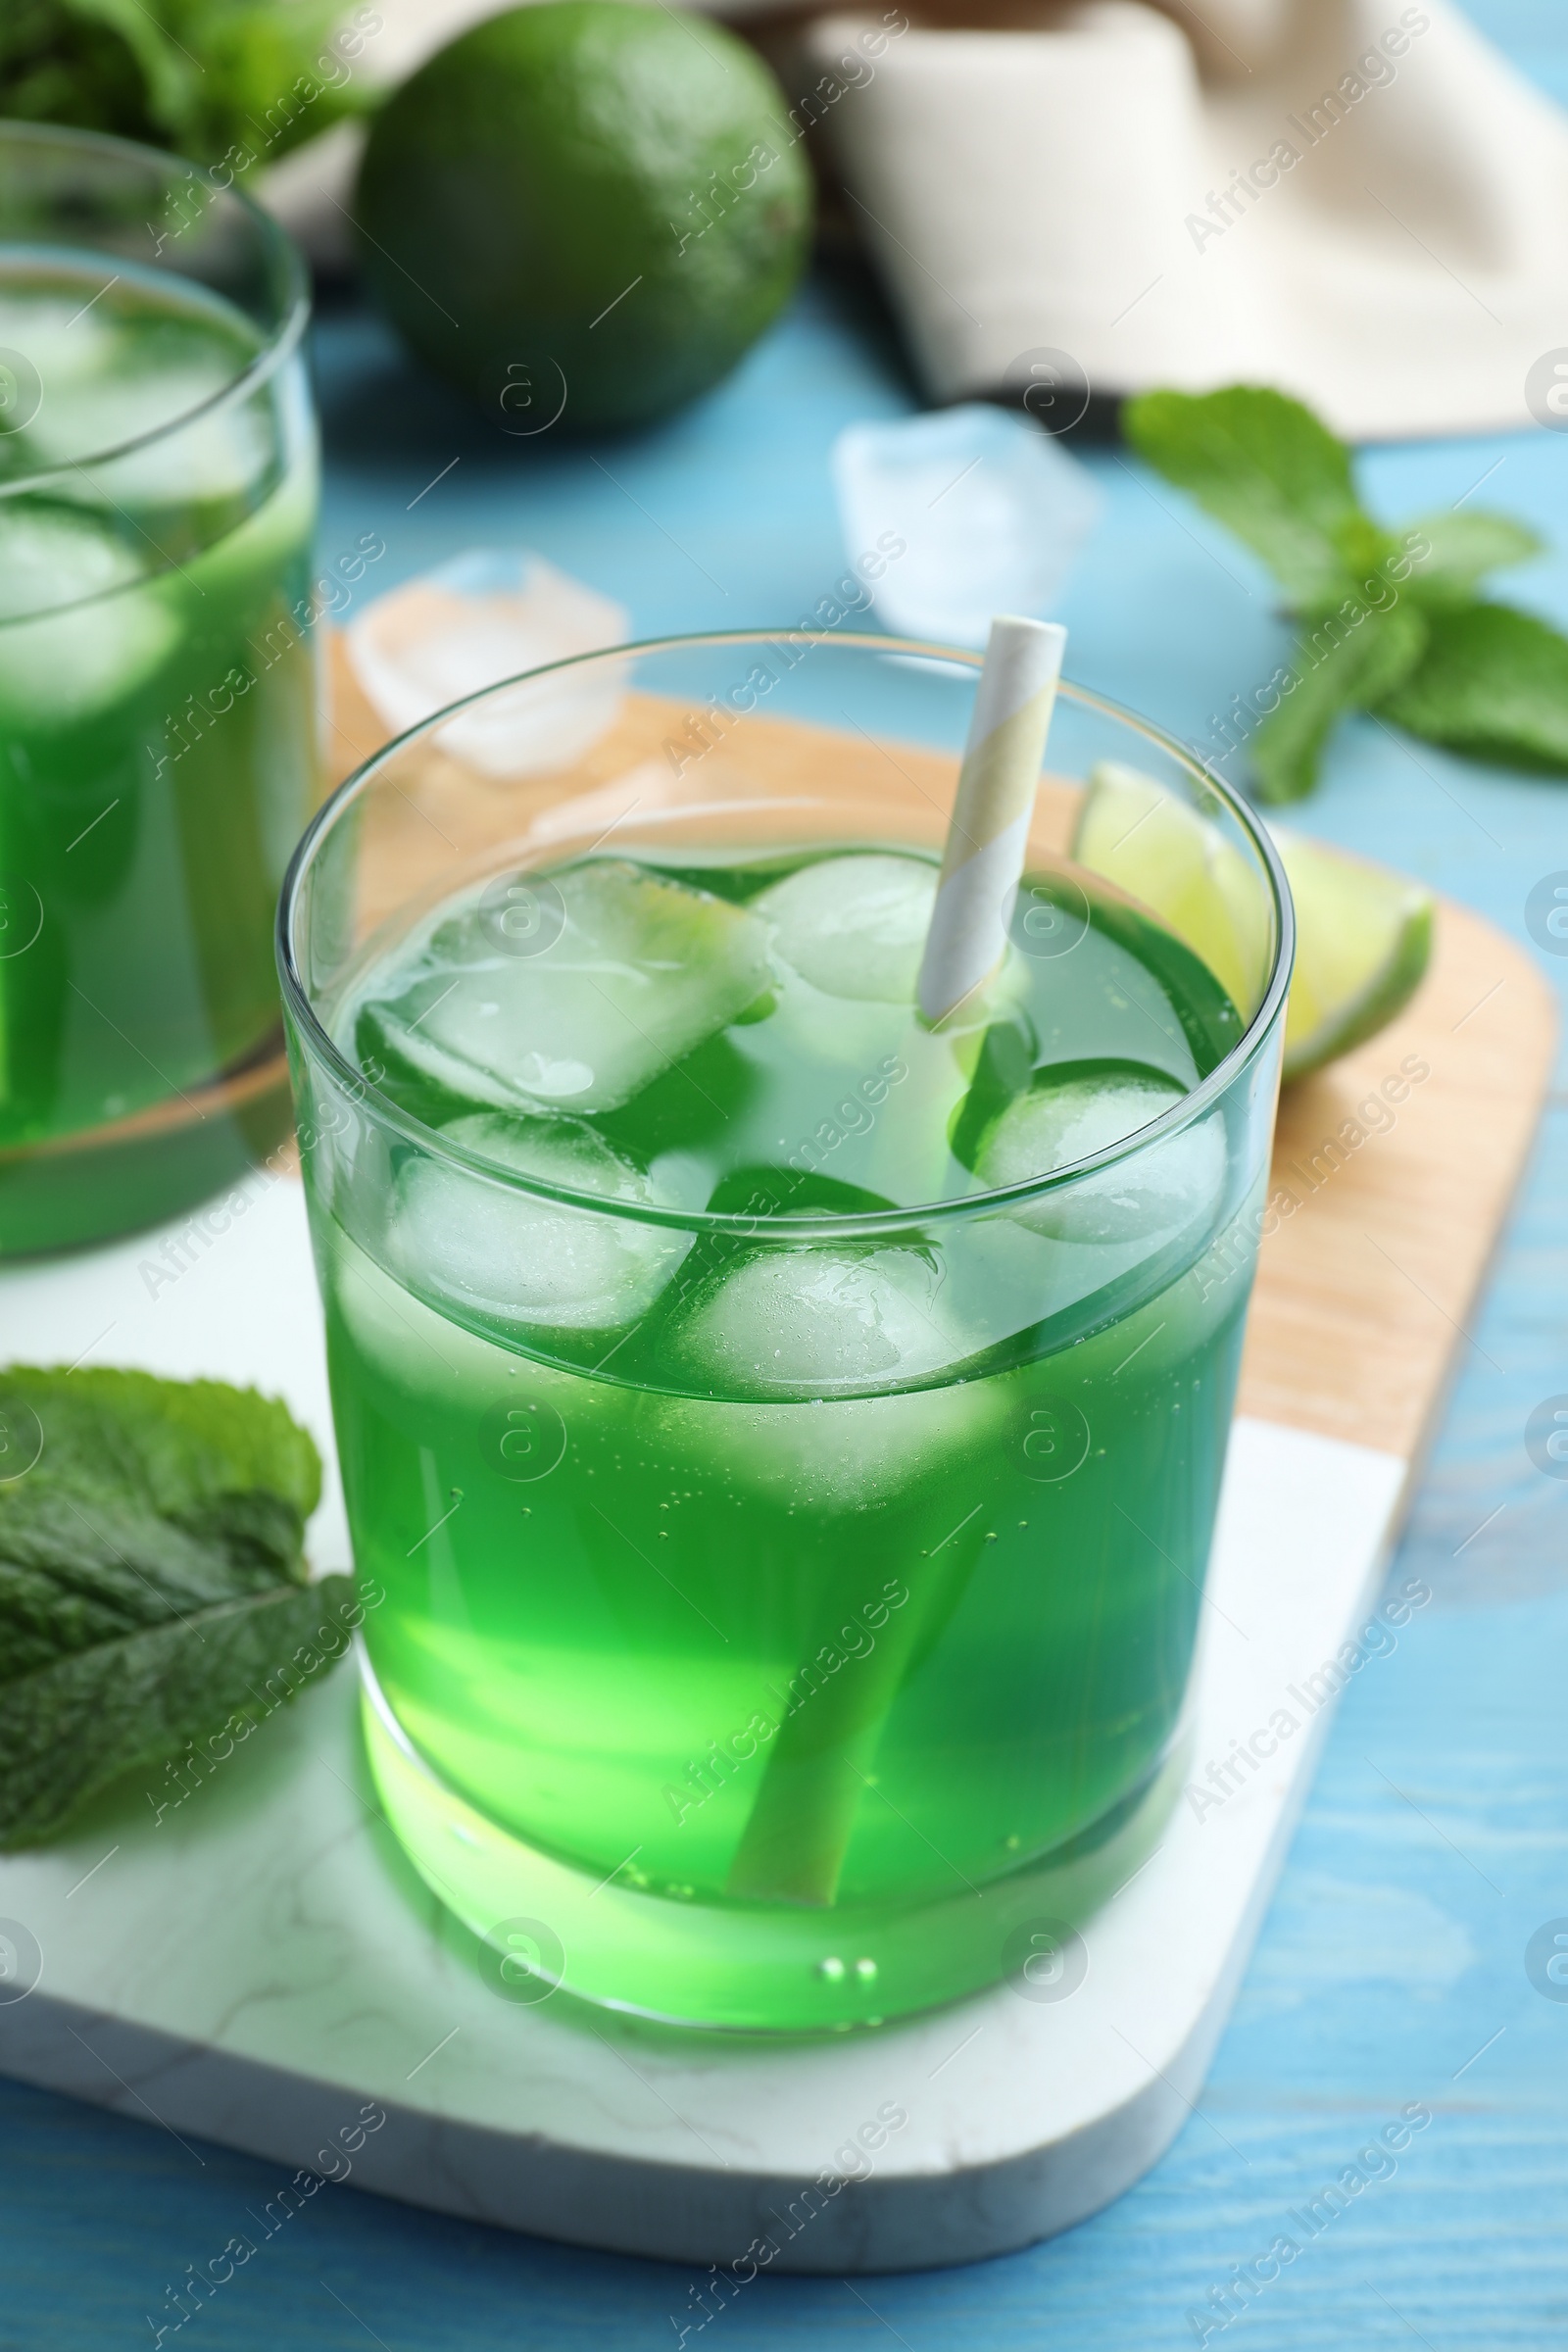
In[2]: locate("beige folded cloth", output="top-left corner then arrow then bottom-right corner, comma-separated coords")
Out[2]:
803,0 -> 1568,438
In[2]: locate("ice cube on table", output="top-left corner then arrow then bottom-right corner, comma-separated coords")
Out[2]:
832,404 -> 1102,649
975,1068 -> 1225,1245
753,853 -> 936,1004
0,505 -> 175,723
670,1245 -> 966,1398
366,858 -> 774,1117
347,551 -> 628,776
390,1112 -> 689,1332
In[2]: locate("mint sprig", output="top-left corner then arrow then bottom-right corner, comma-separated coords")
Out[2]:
1125,384 -> 1562,801
1,0 -> 369,173
0,1367 -> 356,1847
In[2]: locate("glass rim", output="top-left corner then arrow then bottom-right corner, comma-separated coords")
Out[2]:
277,628 -> 1296,1240
0,118 -> 311,504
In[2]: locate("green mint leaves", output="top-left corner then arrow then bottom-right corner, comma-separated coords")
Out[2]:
1124,384 -> 1562,801
1122,384 -> 1382,611
0,1367 -> 357,1848
1380,603 -> 1568,772
1,0 -> 369,175
1400,510 -> 1544,608
1252,605 -> 1427,808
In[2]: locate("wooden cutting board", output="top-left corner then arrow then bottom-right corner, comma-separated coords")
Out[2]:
1239,906 -> 1545,1459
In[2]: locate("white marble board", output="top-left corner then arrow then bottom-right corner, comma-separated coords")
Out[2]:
0,1175 -> 1410,2271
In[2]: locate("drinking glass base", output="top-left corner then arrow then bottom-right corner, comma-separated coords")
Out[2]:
0,1033 -> 293,1257
360,1656 -> 1189,2036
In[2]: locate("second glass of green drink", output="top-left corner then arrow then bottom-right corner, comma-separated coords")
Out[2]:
0,122 -> 320,1253
279,632 -> 1292,2033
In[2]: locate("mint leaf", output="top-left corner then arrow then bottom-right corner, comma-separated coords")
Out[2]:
1124,385 -> 1385,611
1253,604 -> 1428,804
178,0 -> 367,164
0,1578 -> 359,1847
1128,380 -> 1567,798
1377,603 -> 1568,774
2,0 -> 367,170
0,1366 -> 355,1846
1404,511 -> 1544,610
63,0 -> 199,134
0,0 -> 162,146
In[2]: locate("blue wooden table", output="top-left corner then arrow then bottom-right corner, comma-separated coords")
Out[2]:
5,5 -> 1568,2343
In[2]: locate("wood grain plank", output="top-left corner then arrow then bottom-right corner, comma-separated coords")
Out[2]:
1238,901 -> 1555,1460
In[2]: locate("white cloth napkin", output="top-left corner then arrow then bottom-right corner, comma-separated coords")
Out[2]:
803,0 -> 1568,438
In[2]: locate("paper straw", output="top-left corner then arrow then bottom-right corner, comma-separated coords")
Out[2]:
916,616 -> 1067,1027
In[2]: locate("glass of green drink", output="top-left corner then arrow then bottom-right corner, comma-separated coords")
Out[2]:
279,632 -> 1292,2033
0,122 -> 318,1254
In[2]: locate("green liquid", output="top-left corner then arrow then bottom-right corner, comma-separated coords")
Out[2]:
0,258 -> 317,1251
313,846 -> 1259,2029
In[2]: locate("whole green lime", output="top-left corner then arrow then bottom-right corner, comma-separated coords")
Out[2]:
354,1 -> 814,433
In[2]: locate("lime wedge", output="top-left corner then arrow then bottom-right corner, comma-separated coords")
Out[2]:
1072,762 -> 1272,1016
1271,827 -> 1433,1082
1071,764 -> 1433,1083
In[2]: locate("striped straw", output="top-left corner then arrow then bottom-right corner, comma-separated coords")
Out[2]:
916,616 -> 1067,1027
